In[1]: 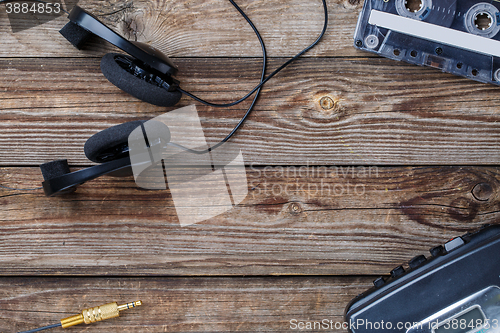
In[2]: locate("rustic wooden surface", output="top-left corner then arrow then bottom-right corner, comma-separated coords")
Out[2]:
2,58 -> 500,165
1,166 -> 499,276
1,0 -> 499,332
1,277 -> 373,332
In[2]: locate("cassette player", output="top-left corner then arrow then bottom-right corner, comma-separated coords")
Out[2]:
354,0 -> 500,85
344,224 -> 500,333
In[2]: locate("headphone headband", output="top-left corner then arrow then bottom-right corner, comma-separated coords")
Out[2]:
41,157 -> 132,196
62,6 -> 178,77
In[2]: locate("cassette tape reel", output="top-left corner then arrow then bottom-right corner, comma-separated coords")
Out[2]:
354,0 -> 500,85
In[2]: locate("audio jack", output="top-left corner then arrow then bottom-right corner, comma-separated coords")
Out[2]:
18,300 -> 142,333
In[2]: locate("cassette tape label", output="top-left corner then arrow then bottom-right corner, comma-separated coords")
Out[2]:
354,0 -> 500,85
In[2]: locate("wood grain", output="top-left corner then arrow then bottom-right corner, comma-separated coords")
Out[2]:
0,276 -> 371,332
0,0 -> 356,58
1,166 -> 498,276
2,0 -> 499,330
1,58 -> 500,166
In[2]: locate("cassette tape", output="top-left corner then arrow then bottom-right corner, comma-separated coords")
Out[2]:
354,0 -> 500,85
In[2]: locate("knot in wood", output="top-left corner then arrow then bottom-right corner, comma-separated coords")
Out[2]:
290,203 -> 301,214
319,96 -> 335,110
472,183 -> 493,201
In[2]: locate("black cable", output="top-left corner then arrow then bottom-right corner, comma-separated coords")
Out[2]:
18,323 -> 62,333
166,0 -> 267,155
175,0 -> 328,153
0,0 -> 70,14
177,0 -> 328,109
0,184 -> 43,191
210,0 -> 267,150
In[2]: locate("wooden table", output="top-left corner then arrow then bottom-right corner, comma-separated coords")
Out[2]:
1,0 -> 499,331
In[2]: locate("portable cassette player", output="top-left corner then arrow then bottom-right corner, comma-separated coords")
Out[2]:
344,224 -> 500,333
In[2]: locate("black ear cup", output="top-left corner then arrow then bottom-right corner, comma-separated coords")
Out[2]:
100,53 -> 183,107
84,120 -> 147,163
59,22 -> 94,49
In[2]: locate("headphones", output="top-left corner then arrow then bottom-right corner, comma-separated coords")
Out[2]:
62,6 -> 182,107
1,0 -> 328,196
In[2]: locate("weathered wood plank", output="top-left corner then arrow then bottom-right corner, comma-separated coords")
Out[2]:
0,276 -> 370,332
1,58 -> 500,166
3,1 -> 497,331
1,166 -> 498,275
0,0 -> 358,58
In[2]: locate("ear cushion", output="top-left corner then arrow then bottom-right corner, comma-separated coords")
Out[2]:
100,53 -> 183,107
84,120 -> 147,163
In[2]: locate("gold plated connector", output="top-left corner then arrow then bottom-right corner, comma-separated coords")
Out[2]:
60,300 -> 142,328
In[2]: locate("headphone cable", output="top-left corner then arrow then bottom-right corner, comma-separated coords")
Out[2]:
177,0 -> 328,109
215,0 -> 267,147
18,323 -> 62,333
0,184 -> 43,191
174,0 -> 327,152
